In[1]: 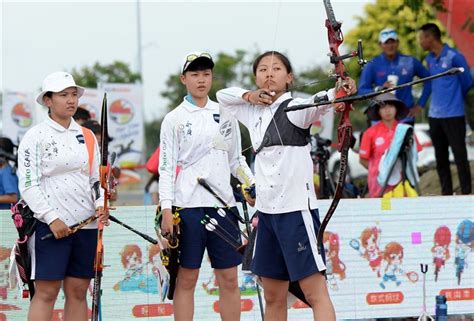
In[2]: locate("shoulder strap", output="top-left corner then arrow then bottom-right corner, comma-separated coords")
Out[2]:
81,127 -> 95,175
255,99 -> 310,154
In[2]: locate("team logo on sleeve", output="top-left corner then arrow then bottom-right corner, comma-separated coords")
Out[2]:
76,134 -> 85,144
219,120 -> 232,138
213,114 -> 220,123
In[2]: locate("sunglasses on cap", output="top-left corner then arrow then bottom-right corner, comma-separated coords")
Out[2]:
182,53 -> 213,73
185,52 -> 212,63
380,30 -> 396,37
379,29 -> 398,43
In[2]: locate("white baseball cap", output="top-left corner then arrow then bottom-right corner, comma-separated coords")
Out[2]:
379,28 -> 398,44
36,71 -> 85,106
181,52 -> 214,74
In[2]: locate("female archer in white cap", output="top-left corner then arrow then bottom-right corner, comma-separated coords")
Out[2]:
17,71 -> 108,321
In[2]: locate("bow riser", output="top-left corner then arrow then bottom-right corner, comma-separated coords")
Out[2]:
316,0 -> 358,254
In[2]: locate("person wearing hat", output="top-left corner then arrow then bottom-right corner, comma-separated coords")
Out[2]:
359,93 -> 422,198
419,23 -> 473,195
359,28 -> 431,126
17,71 -> 108,321
0,137 -> 19,209
159,52 -> 255,321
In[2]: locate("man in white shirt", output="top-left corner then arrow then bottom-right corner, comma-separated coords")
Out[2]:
159,52 -> 254,321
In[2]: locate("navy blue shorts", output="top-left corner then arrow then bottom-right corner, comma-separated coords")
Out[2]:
251,209 -> 326,282
30,221 -> 98,280
178,207 -> 242,269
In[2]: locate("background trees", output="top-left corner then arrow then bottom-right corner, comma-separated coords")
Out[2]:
71,0 -> 472,159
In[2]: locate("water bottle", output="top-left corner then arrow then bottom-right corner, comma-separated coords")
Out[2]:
435,295 -> 448,321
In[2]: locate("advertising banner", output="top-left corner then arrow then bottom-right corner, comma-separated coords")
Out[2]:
1,196 -> 472,320
1,91 -> 36,145
99,83 -> 144,169
78,88 -> 103,121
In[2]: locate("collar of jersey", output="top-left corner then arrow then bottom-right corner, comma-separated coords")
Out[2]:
45,115 -> 81,132
181,96 -> 216,112
377,119 -> 398,131
428,43 -> 449,62
381,52 -> 400,63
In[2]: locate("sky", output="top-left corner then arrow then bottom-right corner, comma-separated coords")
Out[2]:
1,0 -> 373,121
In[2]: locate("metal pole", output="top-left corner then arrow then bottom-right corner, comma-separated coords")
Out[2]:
136,0 -> 143,79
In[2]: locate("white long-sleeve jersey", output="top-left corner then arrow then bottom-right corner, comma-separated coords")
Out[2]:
159,97 -> 254,210
17,117 -> 103,228
216,88 -> 335,214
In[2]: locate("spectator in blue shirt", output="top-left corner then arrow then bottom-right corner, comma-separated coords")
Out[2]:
0,137 -> 19,209
419,23 -> 473,195
359,28 -> 431,126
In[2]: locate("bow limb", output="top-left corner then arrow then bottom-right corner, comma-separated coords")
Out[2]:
316,0 -> 357,253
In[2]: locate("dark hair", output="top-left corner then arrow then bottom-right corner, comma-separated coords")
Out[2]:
0,137 -> 15,154
420,23 -> 441,41
183,58 -> 214,74
252,51 -> 293,76
82,120 -> 101,134
43,92 -> 53,114
0,137 -> 17,167
74,107 -> 91,121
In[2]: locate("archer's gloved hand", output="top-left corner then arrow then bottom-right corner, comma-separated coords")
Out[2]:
245,184 -> 256,199
242,184 -> 256,207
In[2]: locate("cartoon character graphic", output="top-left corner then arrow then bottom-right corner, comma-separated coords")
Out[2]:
239,272 -> 257,295
323,232 -> 346,290
201,254 -> 219,295
350,226 -> 383,277
114,244 -> 156,293
203,271 -> 259,296
148,244 -> 169,300
454,220 -> 473,285
432,226 -> 451,281
379,242 -> 404,289
201,255 -> 258,296
202,270 -> 219,295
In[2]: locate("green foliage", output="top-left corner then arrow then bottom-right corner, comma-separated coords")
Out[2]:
156,50 -> 259,159
144,119 -> 162,158
70,61 -> 141,88
344,0 -> 443,67
69,61 -> 151,154
296,66 -> 335,96
341,0 -> 463,128
403,0 -> 446,13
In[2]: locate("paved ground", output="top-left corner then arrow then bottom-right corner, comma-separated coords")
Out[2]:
419,162 -> 474,196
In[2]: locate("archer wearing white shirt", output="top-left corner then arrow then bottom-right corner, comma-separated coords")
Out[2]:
159,52 -> 254,321
217,51 -> 356,321
17,71 -> 108,321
